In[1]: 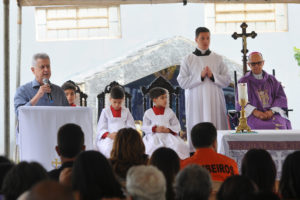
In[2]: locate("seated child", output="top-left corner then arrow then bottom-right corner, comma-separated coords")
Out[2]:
61,82 -> 77,107
96,86 -> 136,158
142,87 -> 189,159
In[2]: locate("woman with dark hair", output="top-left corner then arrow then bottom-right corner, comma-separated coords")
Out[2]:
149,147 -> 180,200
0,156 -> 11,164
0,156 -> 14,194
241,149 -> 276,192
217,175 -> 258,200
1,161 -> 48,200
110,128 -> 148,180
72,150 -> 124,200
279,151 -> 300,199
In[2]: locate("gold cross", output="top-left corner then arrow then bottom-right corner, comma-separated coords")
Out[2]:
51,158 -> 62,169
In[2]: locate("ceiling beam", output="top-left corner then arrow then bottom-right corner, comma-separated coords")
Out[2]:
18,0 -> 300,7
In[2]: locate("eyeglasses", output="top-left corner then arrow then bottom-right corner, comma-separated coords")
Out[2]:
249,61 -> 263,67
37,65 -> 50,70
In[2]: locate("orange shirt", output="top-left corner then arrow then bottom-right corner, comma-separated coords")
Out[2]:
180,148 -> 239,181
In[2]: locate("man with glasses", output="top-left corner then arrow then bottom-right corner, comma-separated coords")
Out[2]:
14,53 -> 69,115
236,52 -> 291,129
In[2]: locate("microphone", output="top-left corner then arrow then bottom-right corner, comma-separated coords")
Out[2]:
42,78 -> 53,103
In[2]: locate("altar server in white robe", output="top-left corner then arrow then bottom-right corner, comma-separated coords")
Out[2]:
96,86 -> 136,158
177,27 -> 231,153
142,87 -> 190,159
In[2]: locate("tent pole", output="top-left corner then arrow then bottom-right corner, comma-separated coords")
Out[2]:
14,1 -> 22,163
3,0 -> 11,158
16,2 -> 22,88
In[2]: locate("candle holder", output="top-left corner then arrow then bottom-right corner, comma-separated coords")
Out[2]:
236,98 -> 252,133
236,83 -> 251,133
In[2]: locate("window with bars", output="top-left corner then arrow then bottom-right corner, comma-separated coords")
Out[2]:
205,3 -> 288,33
35,6 -> 121,41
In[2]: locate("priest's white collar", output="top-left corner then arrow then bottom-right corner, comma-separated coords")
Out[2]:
196,47 -> 209,54
252,72 -> 263,80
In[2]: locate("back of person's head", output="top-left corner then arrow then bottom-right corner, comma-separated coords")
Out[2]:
217,175 -> 258,200
238,191 -> 280,200
195,27 -> 210,38
279,151 -> 300,199
72,151 -> 123,200
27,180 -> 74,200
241,149 -> 276,193
0,156 -> 11,164
126,165 -> 166,200
191,122 -> 217,149
149,87 -> 167,100
57,123 -> 85,159
61,82 -> 76,92
1,162 -> 48,200
174,164 -> 212,200
110,128 -> 147,179
254,192 -> 280,200
150,147 -> 180,200
0,163 -> 14,194
110,86 -> 125,99
0,156 -> 14,191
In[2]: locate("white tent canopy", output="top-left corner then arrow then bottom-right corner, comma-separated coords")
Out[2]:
2,0 -> 298,158
18,0 -> 300,7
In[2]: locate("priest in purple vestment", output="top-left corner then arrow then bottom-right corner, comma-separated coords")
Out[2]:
236,52 -> 291,130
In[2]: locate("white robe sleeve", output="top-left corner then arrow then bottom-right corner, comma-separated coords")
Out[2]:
125,109 -> 136,129
245,104 -> 256,118
177,57 -> 203,89
96,110 -> 109,141
142,111 -> 154,135
213,60 -> 231,88
166,110 -> 181,135
271,107 -> 288,119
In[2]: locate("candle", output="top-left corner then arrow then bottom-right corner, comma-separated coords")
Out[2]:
238,83 -> 248,103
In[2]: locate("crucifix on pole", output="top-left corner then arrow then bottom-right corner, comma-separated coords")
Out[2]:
232,22 -> 257,75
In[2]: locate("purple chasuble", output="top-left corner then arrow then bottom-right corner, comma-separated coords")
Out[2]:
236,70 -> 291,130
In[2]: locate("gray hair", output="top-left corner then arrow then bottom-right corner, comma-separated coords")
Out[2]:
126,165 -> 166,200
175,164 -> 212,200
247,52 -> 264,62
32,53 -> 50,67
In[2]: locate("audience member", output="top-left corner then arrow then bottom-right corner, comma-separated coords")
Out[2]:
181,122 -> 239,181
279,151 -> 300,199
174,164 -> 212,200
149,147 -> 180,200
241,149 -> 276,192
1,162 -> 48,200
27,180 -> 74,200
216,175 -> 258,200
72,151 -> 124,200
48,123 -> 85,181
0,156 -> 11,164
110,128 -> 148,180
59,168 -> 72,188
0,156 -> 14,194
126,165 -> 166,200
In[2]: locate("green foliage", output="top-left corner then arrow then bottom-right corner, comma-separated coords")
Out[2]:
294,47 -> 300,67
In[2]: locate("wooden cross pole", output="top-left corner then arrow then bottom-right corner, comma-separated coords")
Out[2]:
232,22 -> 257,75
